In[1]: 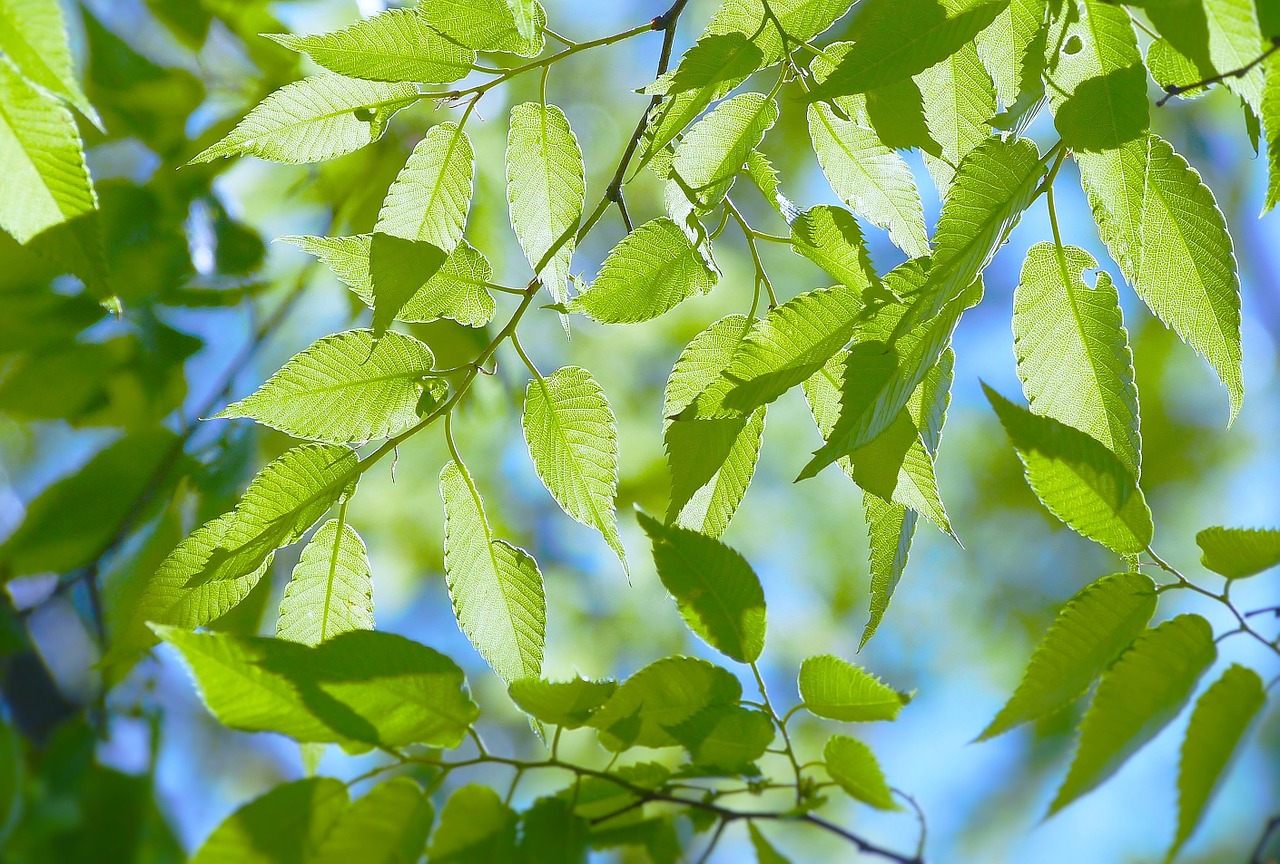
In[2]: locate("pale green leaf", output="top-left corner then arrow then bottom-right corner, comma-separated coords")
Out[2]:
1195,526 -> 1280,579
1076,133 -> 1243,419
190,778 -> 348,864
671,705 -> 774,770
799,655 -> 910,722
1190,0 -> 1266,112
506,102 -> 585,304
507,0 -> 539,42
368,234 -> 449,337
804,0 -> 1008,100
637,511 -> 767,663
217,329 -> 443,445
428,785 -> 517,862
0,56 -> 96,244
280,234 -> 496,327
155,625 -> 480,749
985,386 -> 1153,554
671,92 -> 779,210
0,0 -> 100,127
915,41 -> 997,194
1264,52 -> 1280,213
646,33 -> 765,97
313,778 -> 433,864
1043,0 -> 1148,151
789,206 -> 880,295
568,218 -> 716,324
976,0 -> 1047,106
1051,615 -> 1216,814
587,657 -> 741,751
1171,665 -> 1265,858
862,497 -> 917,649
823,735 -> 898,810
978,571 -> 1157,740
1013,243 -> 1141,477
749,823 -> 793,864
190,75 -> 418,164
374,121 -> 474,252
276,516 -> 374,647
522,366 -> 626,572
676,285 -> 867,420
807,101 -> 931,259
417,0 -> 545,57
264,9 -> 475,83
1147,39 -> 1208,100
508,677 -> 617,728
440,460 -> 546,684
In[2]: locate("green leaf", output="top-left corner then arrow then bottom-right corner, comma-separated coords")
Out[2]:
1171,665 -> 1266,859
648,33 -> 765,97
984,386 -> 1153,554
862,491 -> 918,649
671,705 -> 774,771
789,206 -> 880,295
804,0 -> 1008,100
190,777 -> 348,864
588,656 -> 741,751
375,121 -> 474,253
428,785 -> 518,863
637,511 -> 767,664
799,655 -> 910,722
0,427 -> 178,579
506,102 -> 584,306
676,285 -> 867,420
1195,526 -> 1280,578
507,0 -> 540,42
1146,39 -> 1208,100
508,677 -> 617,728
807,102 -> 930,259
976,0 -> 1047,107
823,735 -> 898,810
216,329 -> 444,445
519,797 -> 589,864
1075,133 -> 1243,419
418,0 -> 545,57
978,572 -> 1157,740
281,234 -> 496,328
0,0 -> 100,127
264,9 -> 475,84
155,626 -> 480,749
313,778 -> 433,864
1013,243 -> 1140,477
0,56 -> 97,244
568,218 -> 716,324
1051,614 -> 1217,814
1264,52 -> 1280,213
368,234 -> 450,337
1043,0 -> 1148,151
522,366 -> 626,572
440,460 -> 546,684
276,516 -> 374,647
748,823 -> 792,864
1147,0 -> 1265,112
671,92 -> 779,211
915,41 -> 997,194
190,75 -> 418,164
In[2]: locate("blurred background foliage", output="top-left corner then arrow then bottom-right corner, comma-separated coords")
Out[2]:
0,1 -> 1276,861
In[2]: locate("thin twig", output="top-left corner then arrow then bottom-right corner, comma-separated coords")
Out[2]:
1157,39 -> 1280,106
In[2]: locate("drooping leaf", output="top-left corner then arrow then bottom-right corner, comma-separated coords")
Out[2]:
368,234 -> 450,337
190,778 -> 348,864
1171,665 -> 1266,858
440,460 -> 546,684
789,206 -> 880,295
276,516 -> 374,647
0,56 -> 97,244
522,366 -> 626,572
374,121 -> 474,253
312,778 -> 433,864
418,0 -> 545,56
216,329 -> 443,445
1146,39 -> 1208,100
915,41 -> 997,194
799,655 -> 910,722
637,511 -> 767,664
428,785 -> 518,863
587,657 -> 741,751
823,735 -> 898,810
1013,243 -> 1140,477
569,218 -> 715,324
281,234 -> 496,327
519,797 -> 589,864
0,0 -> 100,126
190,75 -> 418,164
978,572 -> 1157,740
155,626 -> 480,749
748,823 -> 793,864
506,102 -> 585,305
264,9 -> 475,84
1264,52 -> 1280,213
976,0 -> 1047,107
1195,526 -> 1280,579
1075,133 -> 1243,419
1146,0 -> 1265,113
671,92 -> 779,211
984,386 -> 1153,554
648,33 -> 765,97
804,0 -> 1009,100
508,677 -> 617,728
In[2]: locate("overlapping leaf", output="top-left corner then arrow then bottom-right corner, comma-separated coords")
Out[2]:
789,206 -> 880,295
190,778 -> 348,864
915,41 -> 997,194
0,0 -> 100,126
312,778 -> 433,864
671,92 -> 779,211
374,121 -> 474,252
417,0 -> 545,56
276,516 -> 375,646
587,657 -> 741,751
975,0 -> 1047,107
508,677 -> 617,728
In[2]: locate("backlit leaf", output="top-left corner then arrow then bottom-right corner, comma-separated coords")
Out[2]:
312,778 -> 433,864
799,655 -> 910,722
0,0 -> 100,126
417,0 -> 545,56
508,677 -> 617,728
190,778 -> 347,864
588,657 -> 741,751
374,121 -> 474,253
1195,526 -> 1280,579
276,515 -> 374,647
823,735 -> 898,810
428,785 -> 518,862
